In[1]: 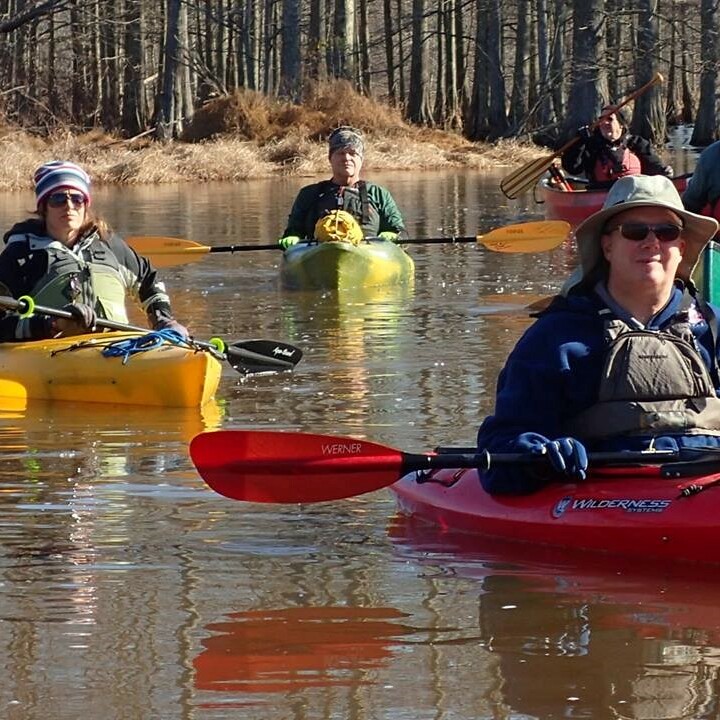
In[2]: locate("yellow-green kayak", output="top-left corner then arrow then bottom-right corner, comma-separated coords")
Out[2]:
0,331 -> 222,407
280,240 -> 415,290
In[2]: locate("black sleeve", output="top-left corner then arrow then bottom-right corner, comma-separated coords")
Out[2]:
627,135 -> 667,175
0,244 -> 53,341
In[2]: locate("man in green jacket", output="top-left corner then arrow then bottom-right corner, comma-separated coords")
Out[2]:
278,127 -> 406,248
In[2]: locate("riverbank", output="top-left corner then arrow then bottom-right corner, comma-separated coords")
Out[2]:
0,126 -> 543,193
0,82 -> 546,192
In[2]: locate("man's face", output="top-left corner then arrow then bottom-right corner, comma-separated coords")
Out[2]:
329,148 -> 363,183
601,207 -> 686,290
598,110 -> 624,141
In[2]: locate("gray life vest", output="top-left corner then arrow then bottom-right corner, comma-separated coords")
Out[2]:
17,232 -> 130,323
567,315 -> 720,439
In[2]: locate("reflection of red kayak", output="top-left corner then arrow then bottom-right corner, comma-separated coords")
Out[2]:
391,462 -> 720,564
388,511 -> 720,645
193,606 -> 414,695
539,175 -> 691,225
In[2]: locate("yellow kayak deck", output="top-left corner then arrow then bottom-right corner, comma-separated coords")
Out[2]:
0,331 -> 222,407
280,240 -> 415,290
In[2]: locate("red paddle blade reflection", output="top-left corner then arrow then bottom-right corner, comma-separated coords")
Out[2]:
194,606 -> 414,694
190,430 -> 405,503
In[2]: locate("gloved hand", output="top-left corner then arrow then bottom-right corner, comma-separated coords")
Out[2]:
53,302 -> 97,335
278,235 -> 300,249
377,231 -> 399,242
515,432 -> 588,481
543,437 -> 588,480
155,318 -> 190,339
577,125 -> 592,140
662,165 -> 674,178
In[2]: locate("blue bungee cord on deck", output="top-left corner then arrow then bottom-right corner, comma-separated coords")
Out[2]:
101,328 -> 190,364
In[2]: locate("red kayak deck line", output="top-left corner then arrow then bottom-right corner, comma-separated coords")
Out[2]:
391,464 -> 720,565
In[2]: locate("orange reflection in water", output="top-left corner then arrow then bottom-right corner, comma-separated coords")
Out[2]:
194,605 -> 415,694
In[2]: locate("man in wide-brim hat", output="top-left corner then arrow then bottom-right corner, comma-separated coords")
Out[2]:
477,174 -> 720,495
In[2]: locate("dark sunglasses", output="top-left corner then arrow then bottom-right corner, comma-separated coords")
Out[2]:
605,222 -> 683,243
47,191 -> 87,208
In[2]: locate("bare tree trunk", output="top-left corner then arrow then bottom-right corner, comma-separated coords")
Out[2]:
454,0 -> 468,123
561,0 -> 605,138
396,0 -> 405,102
122,0 -> 145,136
406,0 -> 432,124
244,0 -> 262,90
157,0 -> 180,139
331,0 -> 355,80
383,0 -> 396,103
631,0 -> 664,143
443,0 -> 459,128
358,0 -> 371,94
263,0 -> 277,93
467,0 -> 508,140
536,0 -> 552,128
307,0 -> 322,81
680,3 -> 693,124
509,0 -> 530,133
279,0 -> 301,100
433,4 -> 444,123
690,0 -> 719,145
215,0 -> 227,92
549,0 -> 567,122
605,0 -> 622,101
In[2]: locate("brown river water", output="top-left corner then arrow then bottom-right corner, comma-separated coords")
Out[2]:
0,165 -> 718,720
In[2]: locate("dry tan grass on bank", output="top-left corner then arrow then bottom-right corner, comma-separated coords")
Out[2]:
0,81 -> 546,193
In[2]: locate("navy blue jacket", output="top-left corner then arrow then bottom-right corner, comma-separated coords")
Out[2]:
477,285 -> 720,494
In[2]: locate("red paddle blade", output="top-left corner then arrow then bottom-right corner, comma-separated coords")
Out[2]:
189,430 -> 405,503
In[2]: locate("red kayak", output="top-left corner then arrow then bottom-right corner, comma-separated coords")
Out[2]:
392,462 -> 720,565
539,175 -> 690,225
189,429 -> 720,565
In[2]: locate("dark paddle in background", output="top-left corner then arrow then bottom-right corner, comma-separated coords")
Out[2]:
126,220 -> 571,268
0,295 -> 303,375
500,72 -> 664,200
189,429 -> 679,503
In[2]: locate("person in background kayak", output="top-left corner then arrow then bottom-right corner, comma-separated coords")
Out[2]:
561,106 -> 673,188
477,174 -> 720,494
278,127 -> 405,248
682,139 -> 720,224
0,160 -> 188,341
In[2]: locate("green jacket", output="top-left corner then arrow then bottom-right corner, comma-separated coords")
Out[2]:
283,180 -> 405,239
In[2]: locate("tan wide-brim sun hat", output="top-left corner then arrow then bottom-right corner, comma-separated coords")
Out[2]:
572,174 -> 719,285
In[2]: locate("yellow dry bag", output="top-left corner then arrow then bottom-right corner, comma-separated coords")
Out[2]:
314,210 -> 364,245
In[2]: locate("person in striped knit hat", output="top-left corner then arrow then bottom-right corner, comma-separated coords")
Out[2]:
0,160 -> 189,341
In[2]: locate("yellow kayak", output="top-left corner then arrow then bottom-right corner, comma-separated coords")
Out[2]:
0,331 -> 222,407
280,240 -> 415,290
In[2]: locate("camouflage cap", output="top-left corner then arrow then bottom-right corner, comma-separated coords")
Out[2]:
328,127 -> 364,158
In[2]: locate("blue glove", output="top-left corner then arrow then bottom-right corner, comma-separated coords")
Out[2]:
544,437 -> 588,480
577,125 -> 592,140
377,231 -> 399,242
278,235 -> 300,249
155,318 -> 190,339
515,432 -> 588,481
61,302 -> 97,330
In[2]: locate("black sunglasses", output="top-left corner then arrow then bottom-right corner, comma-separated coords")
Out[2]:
605,222 -> 683,243
47,191 -> 87,208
